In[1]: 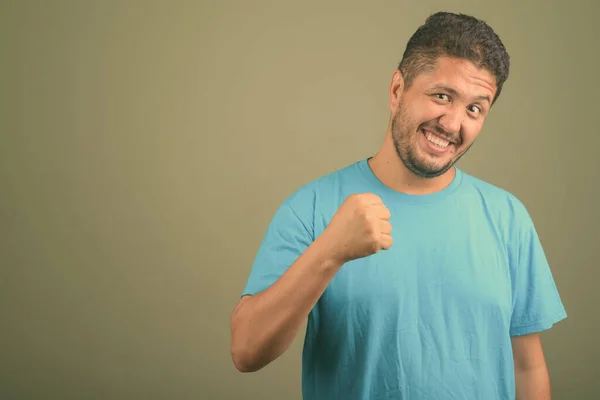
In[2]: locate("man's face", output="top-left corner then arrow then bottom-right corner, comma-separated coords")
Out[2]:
391,57 -> 497,178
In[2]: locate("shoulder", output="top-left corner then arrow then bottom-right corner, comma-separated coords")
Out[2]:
281,160 -> 363,211
459,169 -> 533,227
263,160 -> 362,237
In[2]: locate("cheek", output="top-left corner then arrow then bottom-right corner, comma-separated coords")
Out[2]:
459,127 -> 482,148
417,103 -> 441,124
463,116 -> 485,136
400,99 -> 434,127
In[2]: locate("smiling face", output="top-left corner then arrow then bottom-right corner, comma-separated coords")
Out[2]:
390,56 -> 497,178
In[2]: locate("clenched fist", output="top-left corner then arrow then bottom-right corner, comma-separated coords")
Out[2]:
322,193 -> 393,264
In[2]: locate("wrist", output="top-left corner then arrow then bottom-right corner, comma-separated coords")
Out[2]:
311,231 -> 345,272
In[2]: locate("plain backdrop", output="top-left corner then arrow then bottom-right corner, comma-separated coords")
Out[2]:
1,0 -> 598,399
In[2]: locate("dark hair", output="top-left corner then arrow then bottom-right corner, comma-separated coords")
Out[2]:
398,12 -> 510,104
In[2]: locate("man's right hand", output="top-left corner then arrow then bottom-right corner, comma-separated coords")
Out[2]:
230,193 -> 393,373
321,193 -> 393,264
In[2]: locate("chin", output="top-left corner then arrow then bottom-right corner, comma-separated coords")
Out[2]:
409,156 -> 455,178
415,166 -> 452,179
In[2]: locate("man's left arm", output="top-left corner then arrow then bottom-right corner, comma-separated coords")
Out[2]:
512,333 -> 551,400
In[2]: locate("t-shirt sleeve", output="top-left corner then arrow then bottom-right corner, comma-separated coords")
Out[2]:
241,202 -> 314,297
509,202 -> 567,336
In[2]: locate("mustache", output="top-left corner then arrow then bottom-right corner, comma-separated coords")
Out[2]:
421,124 -> 460,145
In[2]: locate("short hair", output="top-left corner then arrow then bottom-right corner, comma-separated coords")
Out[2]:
398,12 -> 510,104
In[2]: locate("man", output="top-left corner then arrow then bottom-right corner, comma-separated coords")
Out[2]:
230,11 -> 567,400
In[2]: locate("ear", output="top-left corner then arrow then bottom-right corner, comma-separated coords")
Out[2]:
389,69 -> 405,111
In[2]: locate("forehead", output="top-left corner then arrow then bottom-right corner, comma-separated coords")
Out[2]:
415,57 -> 497,99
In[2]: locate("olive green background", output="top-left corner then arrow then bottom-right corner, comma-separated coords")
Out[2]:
1,1 -> 597,399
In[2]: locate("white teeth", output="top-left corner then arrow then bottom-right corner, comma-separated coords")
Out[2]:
424,130 -> 450,148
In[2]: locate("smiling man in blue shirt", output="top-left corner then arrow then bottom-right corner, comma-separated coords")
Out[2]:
230,11 -> 567,400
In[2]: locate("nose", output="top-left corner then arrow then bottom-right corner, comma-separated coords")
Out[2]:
438,108 -> 463,135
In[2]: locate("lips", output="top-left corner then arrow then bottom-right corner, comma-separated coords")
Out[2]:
420,128 -> 456,154
422,128 -> 456,145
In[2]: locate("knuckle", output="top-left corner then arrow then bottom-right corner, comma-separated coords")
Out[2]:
365,222 -> 376,236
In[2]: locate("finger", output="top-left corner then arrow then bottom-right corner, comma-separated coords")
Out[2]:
380,234 -> 394,250
379,220 -> 392,235
359,193 -> 383,205
372,204 -> 391,220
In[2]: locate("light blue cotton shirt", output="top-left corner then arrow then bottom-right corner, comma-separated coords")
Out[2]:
242,157 -> 567,400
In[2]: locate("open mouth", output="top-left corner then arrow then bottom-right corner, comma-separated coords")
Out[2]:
421,129 -> 454,150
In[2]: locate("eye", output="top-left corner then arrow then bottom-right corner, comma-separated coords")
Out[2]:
435,94 -> 450,101
468,105 -> 482,115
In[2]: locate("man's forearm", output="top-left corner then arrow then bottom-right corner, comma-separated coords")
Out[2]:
515,365 -> 551,400
230,234 -> 343,372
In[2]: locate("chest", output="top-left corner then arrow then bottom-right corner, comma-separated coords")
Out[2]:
315,204 -> 513,330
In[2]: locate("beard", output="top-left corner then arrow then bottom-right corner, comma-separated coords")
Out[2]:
390,104 -> 473,179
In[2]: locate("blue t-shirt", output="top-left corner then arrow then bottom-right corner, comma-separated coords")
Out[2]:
241,157 -> 567,400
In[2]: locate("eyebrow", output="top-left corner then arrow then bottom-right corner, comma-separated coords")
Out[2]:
430,85 -> 491,105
